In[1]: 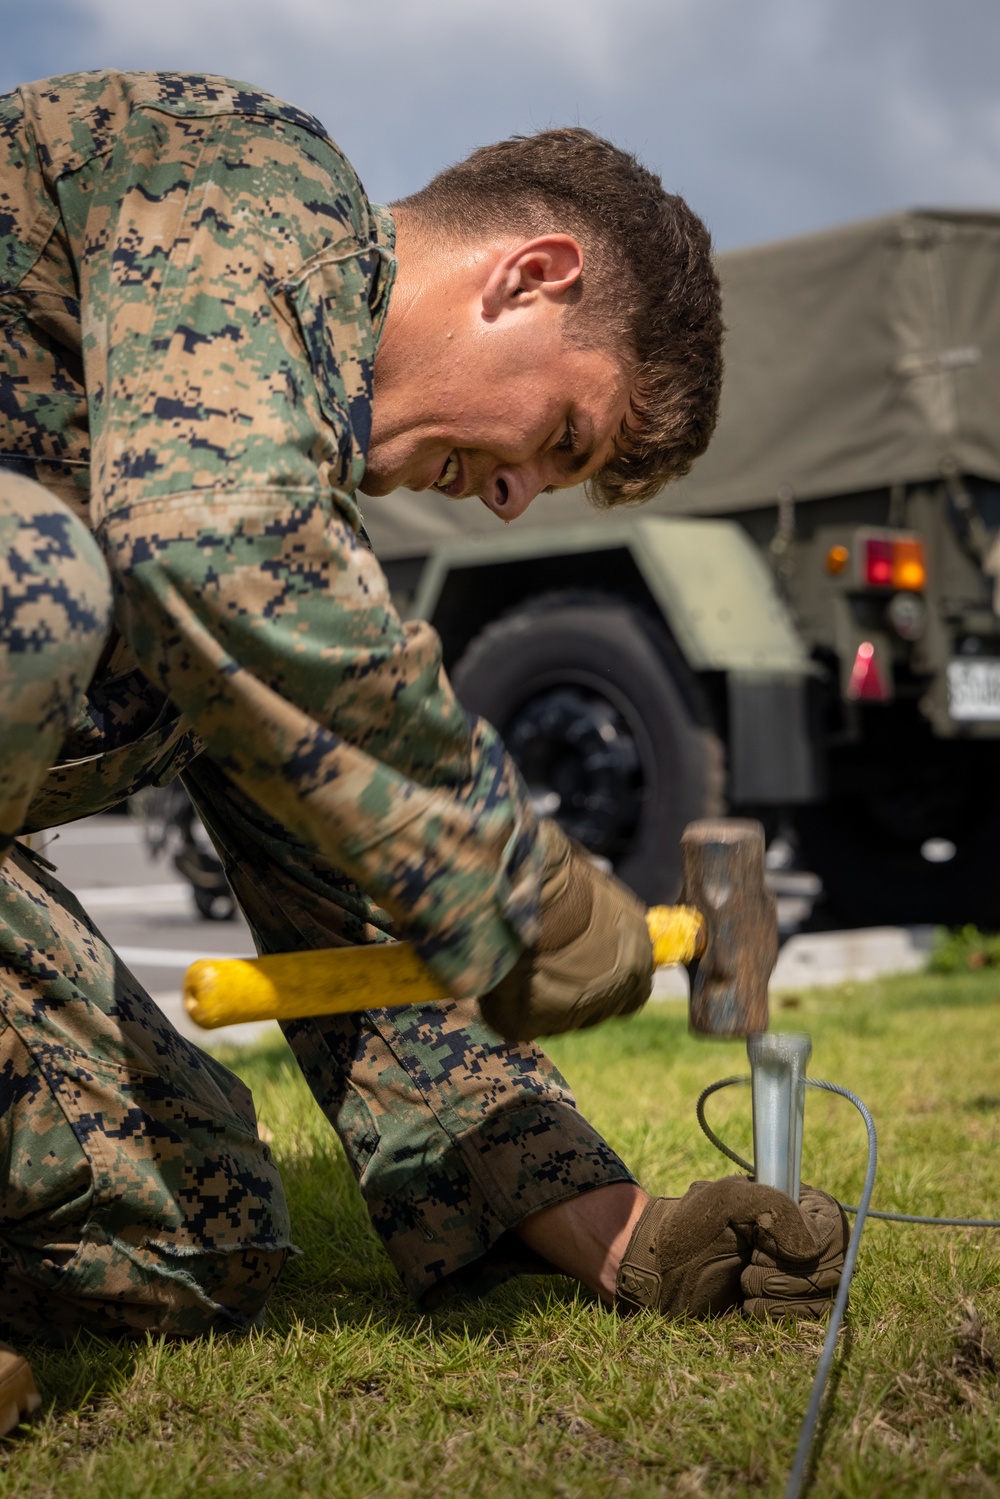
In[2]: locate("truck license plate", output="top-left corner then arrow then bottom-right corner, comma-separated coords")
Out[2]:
947,659 -> 1000,721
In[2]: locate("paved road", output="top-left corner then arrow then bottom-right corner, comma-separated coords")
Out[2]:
29,814 -> 935,1046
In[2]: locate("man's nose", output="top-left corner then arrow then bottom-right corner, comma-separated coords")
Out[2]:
482,465 -> 544,522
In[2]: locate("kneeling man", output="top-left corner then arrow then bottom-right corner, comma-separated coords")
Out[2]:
0,71 -> 845,1375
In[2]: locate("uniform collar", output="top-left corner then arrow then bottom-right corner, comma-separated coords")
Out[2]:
368,204 -> 398,348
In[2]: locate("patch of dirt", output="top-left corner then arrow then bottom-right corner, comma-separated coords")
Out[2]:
674,1463 -> 711,1495
965,1094 -> 1000,1114
878,1299 -> 1000,1440
952,1301 -> 997,1380
539,1408 -> 644,1482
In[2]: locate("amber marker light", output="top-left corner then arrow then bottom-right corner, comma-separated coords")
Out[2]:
825,544 -> 850,575
891,538 -> 926,590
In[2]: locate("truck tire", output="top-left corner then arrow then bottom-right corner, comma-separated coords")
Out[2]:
450,595 -> 724,905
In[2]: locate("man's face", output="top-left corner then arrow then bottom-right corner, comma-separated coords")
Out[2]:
361,236 -> 632,520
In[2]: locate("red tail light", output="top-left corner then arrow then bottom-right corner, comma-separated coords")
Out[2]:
862,534 -> 926,590
864,539 -> 893,587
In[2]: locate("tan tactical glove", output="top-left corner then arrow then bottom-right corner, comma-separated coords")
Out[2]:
740,1183 -> 849,1319
615,1176 -> 828,1318
478,819 -> 653,1042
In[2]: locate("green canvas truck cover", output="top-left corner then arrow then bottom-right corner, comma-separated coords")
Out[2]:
362,209 -> 1000,556
660,208 -> 1000,515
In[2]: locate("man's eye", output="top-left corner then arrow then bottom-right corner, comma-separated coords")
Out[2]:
559,422 -> 576,453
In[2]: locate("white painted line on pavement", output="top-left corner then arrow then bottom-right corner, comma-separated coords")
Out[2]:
73,883 -> 190,910
771,925 -> 933,988
41,822 -> 145,847
116,945 -> 253,968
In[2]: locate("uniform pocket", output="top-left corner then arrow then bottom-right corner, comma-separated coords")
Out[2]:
0,1022 -> 95,1284
0,1019 -> 290,1340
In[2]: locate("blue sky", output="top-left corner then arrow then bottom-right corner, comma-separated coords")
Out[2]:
3,0 -> 998,250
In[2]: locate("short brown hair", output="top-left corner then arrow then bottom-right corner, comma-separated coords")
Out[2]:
396,127 -> 723,505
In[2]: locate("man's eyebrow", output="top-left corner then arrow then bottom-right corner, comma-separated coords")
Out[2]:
543,443 -> 597,494
567,412 -> 596,474
542,415 -> 599,492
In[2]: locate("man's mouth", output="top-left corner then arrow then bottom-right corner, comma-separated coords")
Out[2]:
433,451 -> 462,496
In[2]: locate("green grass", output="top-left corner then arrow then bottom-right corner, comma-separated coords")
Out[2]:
928,925 -> 1000,973
5,970 -> 1000,1498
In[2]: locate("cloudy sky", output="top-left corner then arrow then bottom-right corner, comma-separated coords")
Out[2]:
2,0 -> 998,250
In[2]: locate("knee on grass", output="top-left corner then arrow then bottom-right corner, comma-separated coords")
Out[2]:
0,1237 -> 289,1342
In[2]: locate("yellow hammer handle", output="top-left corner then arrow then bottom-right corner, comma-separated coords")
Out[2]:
184,942 -> 451,1029
184,904 -> 705,1030
647,903 -> 705,969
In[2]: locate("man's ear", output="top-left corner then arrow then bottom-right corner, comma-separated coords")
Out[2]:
481,235 -> 584,318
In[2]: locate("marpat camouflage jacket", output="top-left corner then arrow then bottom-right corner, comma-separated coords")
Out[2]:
0,71 -> 543,995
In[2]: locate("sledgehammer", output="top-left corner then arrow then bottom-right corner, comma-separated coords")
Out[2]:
183,819 -> 776,1037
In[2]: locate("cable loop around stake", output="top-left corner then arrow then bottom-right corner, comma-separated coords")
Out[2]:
694,1073 -> 1000,1499
695,1075 -> 753,1172
695,1076 -> 1000,1227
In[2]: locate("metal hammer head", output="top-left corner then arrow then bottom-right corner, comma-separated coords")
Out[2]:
680,818 -> 777,1037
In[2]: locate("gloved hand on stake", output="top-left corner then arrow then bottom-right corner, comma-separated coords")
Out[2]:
740,1183 -> 849,1318
479,818 -> 654,1042
614,1176 -> 847,1318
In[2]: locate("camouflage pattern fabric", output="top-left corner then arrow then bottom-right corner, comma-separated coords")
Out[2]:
0,691 -> 631,1335
287,998 -> 633,1303
0,830 -> 291,1341
1,71 -> 544,999
186,760 -> 634,1303
0,478 -> 290,1337
0,72 -> 634,1332
0,471 -> 112,853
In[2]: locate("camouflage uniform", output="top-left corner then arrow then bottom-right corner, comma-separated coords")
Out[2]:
0,72 -> 633,1339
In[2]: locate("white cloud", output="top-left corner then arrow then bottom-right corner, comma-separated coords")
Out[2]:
6,0 -> 1000,246
70,0 -> 677,91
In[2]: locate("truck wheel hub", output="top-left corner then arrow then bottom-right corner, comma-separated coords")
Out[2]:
504,686 -> 642,860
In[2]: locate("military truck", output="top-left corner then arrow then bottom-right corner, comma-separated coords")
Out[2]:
362,210 -> 1000,928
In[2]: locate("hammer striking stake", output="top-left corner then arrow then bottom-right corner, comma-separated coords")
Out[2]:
183,820 -> 775,1037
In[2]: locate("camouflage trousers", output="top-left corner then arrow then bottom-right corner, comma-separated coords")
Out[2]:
0,474 -> 633,1339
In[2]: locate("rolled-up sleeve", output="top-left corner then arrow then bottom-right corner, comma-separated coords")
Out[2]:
84,103 -> 541,995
